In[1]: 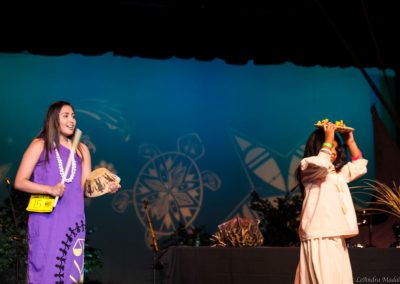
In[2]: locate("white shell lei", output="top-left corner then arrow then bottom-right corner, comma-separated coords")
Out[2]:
54,140 -> 76,183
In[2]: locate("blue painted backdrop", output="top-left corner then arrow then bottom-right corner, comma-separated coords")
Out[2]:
0,52 -> 394,283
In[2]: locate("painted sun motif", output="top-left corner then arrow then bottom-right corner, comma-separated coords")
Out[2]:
123,133 -> 221,237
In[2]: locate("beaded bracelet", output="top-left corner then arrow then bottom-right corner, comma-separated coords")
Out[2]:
322,142 -> 333,149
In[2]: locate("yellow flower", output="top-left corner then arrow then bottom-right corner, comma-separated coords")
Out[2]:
335,120 -> 346,127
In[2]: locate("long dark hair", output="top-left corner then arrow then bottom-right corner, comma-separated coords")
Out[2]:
36,101 -> 81,162
295,128 -> 348,197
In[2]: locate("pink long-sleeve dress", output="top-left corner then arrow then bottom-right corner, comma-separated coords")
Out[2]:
294,149 -> 368,284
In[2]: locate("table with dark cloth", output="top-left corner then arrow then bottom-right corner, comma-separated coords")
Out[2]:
158,246 -> 400,284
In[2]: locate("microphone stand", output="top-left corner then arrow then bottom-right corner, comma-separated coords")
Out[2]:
3,177 -> 20,282
143,200 -> 161,284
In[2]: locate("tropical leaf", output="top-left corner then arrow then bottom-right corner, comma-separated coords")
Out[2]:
352,179 -> 400,219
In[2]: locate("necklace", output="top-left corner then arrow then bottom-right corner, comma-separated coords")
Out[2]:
54,140 -> 76,183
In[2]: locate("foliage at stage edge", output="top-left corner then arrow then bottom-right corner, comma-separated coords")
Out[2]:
0,187 -> 103,282
158,191 -> 302,249
249,190 -> 302,247
0,190 -> 29,283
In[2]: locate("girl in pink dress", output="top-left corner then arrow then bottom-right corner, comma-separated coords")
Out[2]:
294,122 -> 368,284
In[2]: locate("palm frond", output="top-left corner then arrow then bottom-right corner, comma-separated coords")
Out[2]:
352,179 -> 400,219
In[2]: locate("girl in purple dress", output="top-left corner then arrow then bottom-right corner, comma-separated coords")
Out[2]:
14,101 -> 120,284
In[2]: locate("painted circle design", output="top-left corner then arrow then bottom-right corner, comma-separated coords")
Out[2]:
134,152 -> 203,235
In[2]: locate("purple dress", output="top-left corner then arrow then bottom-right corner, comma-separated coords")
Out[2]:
28,144 -> 85,284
